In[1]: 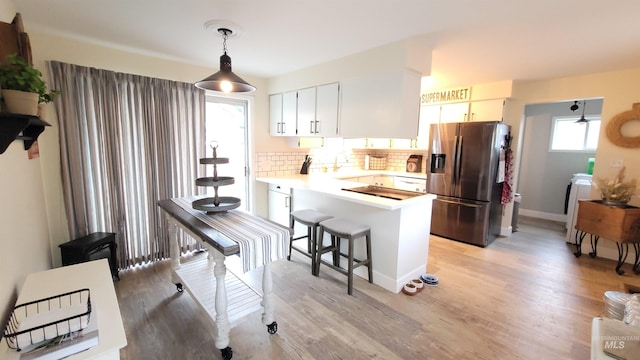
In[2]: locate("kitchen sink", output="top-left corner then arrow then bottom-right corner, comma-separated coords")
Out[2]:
341,185 -> 425,200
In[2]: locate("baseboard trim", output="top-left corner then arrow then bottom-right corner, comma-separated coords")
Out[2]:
518,209 -> 566,223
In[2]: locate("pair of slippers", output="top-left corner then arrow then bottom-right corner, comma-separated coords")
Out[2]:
401,274 -> 439,296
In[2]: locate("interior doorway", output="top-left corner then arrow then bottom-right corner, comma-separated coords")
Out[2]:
205,96 -> 250,211
516,98 -> 603,232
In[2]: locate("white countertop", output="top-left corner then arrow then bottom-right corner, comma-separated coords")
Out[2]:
257,172 -> 434,211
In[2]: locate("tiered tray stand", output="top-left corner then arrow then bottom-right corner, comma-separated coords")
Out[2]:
192,142 -> 241,213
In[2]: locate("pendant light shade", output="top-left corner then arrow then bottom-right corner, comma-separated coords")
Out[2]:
195,27 -> 256,93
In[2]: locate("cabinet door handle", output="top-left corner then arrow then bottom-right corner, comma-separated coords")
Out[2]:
282,123 -> 286,133
315,120 -> 320,134
285,196 -> 290,208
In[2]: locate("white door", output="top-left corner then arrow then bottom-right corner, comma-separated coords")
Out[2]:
205,97 -> 250,211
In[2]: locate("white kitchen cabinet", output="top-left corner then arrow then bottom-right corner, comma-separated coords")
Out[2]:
439,102 -> 470,123
268,184 -> 291,227
373,175 -> 393,187
270,93 -> 297,136
279,91 -> 298,136
269,94 -> 284,135
394,176 -> 427,192
297,83 -> 340,137
340,68 -> 421,138
314,82 -> 340,136
281,83 -> 340,137
282,91 -> 298,135
296,87 -> 317,136
468,99 -> 506,122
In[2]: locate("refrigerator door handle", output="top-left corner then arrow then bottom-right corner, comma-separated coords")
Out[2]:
453,135 -> 463,185
436,198 -> 483,208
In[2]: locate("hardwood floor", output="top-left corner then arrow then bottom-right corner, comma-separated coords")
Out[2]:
114,216 -> 640,359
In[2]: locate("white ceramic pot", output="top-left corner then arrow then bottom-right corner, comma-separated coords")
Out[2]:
1,89 -> 39,116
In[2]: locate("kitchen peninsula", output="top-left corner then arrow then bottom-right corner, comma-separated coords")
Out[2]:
257,173 -> 435,293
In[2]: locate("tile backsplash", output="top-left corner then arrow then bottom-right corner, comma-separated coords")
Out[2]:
255,148 -> 427,177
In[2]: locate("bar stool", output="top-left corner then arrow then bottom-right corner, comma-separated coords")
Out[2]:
289,209 -> 333,275
316,218 -> 373,295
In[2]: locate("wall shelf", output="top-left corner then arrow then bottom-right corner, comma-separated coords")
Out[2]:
0,113 -> 51,154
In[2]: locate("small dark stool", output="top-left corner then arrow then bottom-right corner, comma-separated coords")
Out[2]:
317,218 -> 373,295
59,232 -> 119,280
289,209 -> 333,275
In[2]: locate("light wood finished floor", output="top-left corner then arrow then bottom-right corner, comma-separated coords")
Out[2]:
114,216 -> 640,359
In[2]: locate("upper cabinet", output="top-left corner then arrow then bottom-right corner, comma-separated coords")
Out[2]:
296,87 -> 316,136
269,83 -> 340,137
269,92 -> 297,136
340,68 -> 421,139
440,102 -> 470,123
282,91 -> 298,135
314,83 -> 340,137
467,99 -> 506,122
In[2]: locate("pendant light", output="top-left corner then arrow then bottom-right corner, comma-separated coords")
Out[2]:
575,100 -> 588,124
570,100 -> 579,112
195,27 -> 256,93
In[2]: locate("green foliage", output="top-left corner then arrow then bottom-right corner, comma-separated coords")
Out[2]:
0,53 -> 59,103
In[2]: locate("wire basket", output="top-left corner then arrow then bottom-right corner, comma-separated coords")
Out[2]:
3,288 -> 91,351
369,155 -> 387,170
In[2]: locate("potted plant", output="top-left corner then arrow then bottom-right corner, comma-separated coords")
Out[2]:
0,53 -> 58,116
593,166 -> 638,207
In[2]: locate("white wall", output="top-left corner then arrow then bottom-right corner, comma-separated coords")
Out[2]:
0,0 -> 52,333
502,68 -> 640,260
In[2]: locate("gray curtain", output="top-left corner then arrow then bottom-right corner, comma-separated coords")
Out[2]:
47,61 -> 205,268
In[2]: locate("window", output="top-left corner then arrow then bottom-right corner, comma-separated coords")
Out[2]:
549,116 -> 600,151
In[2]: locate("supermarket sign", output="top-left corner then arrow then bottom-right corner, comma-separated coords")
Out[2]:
421,87 -> 471,105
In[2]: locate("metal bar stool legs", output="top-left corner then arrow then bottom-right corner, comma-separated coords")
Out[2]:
317,218 -> 373,295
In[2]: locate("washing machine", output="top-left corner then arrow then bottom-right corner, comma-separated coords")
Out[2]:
565,173 -> 592,242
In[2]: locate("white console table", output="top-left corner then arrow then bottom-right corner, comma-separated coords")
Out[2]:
2,259 -> 127,360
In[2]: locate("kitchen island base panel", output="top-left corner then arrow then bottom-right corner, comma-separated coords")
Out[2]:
295,189 -> 432,293
319,250 -> 427,294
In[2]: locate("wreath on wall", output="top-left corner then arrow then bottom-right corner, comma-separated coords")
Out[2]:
606,103 -> 640,148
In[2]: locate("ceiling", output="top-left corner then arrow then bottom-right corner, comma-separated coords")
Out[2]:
13,0 -> 640,87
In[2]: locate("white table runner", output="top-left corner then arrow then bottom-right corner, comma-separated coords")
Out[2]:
172,197 -> 289,272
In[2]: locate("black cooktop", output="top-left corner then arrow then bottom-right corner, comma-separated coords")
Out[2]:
341,185 -> 424,201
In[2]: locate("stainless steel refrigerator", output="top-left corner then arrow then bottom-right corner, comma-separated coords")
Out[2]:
427,121 -> 510,247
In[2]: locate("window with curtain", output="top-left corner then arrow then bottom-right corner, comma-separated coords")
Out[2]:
47,61 -> 206,269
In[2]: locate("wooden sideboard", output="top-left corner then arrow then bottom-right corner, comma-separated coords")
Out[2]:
574,200 -> 640,274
